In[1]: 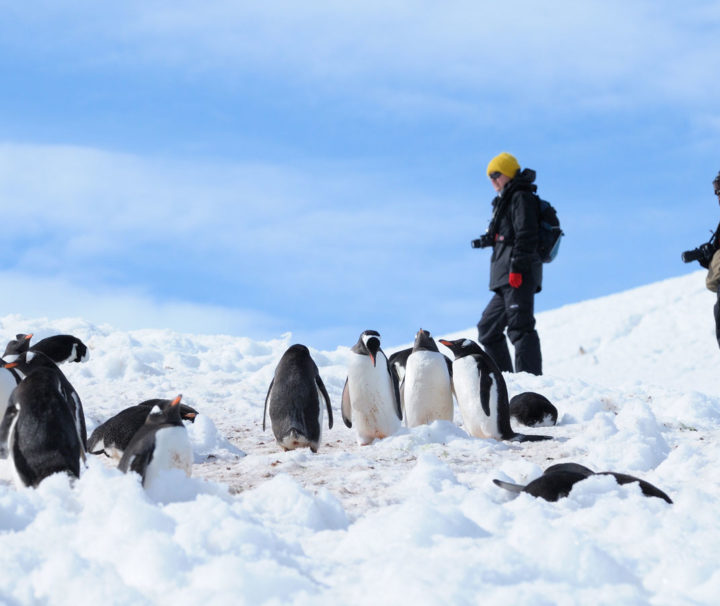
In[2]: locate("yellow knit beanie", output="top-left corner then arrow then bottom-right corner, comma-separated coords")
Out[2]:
487,152 -> 520,178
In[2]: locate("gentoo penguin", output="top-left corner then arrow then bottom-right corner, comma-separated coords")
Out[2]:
509,392 -> 558,427
341,330 -> 402,445
263,344 -> 333,453
387,347 -> 412,415
439,338 -> 551,442
31,334 -> 90,364
4,333 -> 89,364
5,351 -> 88,450
3,333 -> 32,361
118,395 -> 193,487
403,329 -> 453,427
0,367 -> 83,487
493,462 -> 673,503
88,398 -> 199,459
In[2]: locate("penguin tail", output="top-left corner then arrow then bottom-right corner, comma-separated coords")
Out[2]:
492,479 -> 524,493
509,433 -> 553,442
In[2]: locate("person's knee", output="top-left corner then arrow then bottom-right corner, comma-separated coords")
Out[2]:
506,310 -> 535,343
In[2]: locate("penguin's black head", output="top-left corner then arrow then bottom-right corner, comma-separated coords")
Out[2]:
360,330 -> 381,366
413,329 -> 438,352
146,395 -> 183,425
438,338 -> 482,359
3,333 -> 32,358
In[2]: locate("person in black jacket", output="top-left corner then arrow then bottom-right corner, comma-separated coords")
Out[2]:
471,152 -> 543,375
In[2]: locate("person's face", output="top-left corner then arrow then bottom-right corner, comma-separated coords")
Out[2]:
489,172 -> 511,192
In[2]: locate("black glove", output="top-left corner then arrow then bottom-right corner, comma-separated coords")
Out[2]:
471,234 -> 493,249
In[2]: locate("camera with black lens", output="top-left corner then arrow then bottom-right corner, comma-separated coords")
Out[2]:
471,234 -> 494,249
681,242 -> 714,265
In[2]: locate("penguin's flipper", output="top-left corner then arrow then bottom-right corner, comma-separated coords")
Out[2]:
443,354 -> 453,378
316,375 -> 333,429
600,472 -> 673,504
386,358 -> 402,420
262,379 -> 274,431
545,462 -> 594,477
492,479 -> 525,493
341,378 -> 352,428
508,433 -> 553,442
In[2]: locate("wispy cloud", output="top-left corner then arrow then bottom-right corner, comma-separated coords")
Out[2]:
3,2 -> 719,114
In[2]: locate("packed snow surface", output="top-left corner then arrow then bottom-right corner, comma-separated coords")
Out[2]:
0,271 -> 718,605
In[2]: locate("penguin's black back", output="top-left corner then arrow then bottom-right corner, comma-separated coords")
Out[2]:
30,335 -> 89,364
267,345 -> 321,440
7,368 -> 81,487
522,470 -> 590,502
509,392 -> 558,427
10,351 -> 87,449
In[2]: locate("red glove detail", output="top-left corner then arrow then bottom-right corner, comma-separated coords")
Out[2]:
509,272 -> 523,288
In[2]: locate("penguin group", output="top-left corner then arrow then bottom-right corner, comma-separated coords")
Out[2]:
262,328 -> 672,504
0,326 -> 674,506
266,328 -> 555,449
0,332 -> 197,490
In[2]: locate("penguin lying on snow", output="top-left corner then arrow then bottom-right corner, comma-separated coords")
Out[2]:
509,391 -> 558,427
4,333 -> 90,364
0,367 -> 83,487
342,330 -> 402,445
439,338 -> 552,442
263,344 -> 333,453
88,398 -> 199,459
118,395 -> 193,487
493,462 -> 673,503
400,329 -> 453,427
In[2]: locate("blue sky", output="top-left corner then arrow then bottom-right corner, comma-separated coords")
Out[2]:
1,1 -> 719,350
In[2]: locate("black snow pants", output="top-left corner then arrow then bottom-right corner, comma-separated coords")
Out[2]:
477,281 -> 542,375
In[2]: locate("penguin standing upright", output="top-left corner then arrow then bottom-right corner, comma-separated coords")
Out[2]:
6,351 -> 87,450
0,367 -> 83,487
403,329 -> 453,427
387,347 -> 412,416
439,338 -> 551,442
118,395 -> 193,488
88,398 -> 199,459
263,344 -> 333,453
341,330 -> 402,445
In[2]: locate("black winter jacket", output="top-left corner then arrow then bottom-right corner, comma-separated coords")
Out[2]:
487,169 -> 543,292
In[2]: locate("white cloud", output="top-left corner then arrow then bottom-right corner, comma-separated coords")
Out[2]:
4,1 -> 719,114
0,270 -> 281,339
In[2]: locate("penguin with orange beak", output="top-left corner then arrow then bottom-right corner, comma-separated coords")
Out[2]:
341,330 -> 402,445
118,395 -> 193,488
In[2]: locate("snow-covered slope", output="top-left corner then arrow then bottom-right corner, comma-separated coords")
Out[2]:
0,270 -> 717,605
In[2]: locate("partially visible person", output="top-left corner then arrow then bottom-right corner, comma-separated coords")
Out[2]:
471,152 -> 543,375
681,171 -> 720,349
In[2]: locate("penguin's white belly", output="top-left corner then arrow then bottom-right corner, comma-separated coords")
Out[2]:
347,355 -> 399,444
453,357 -> 497,438
404,352 -> 452,427
144,426 -> 193,487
